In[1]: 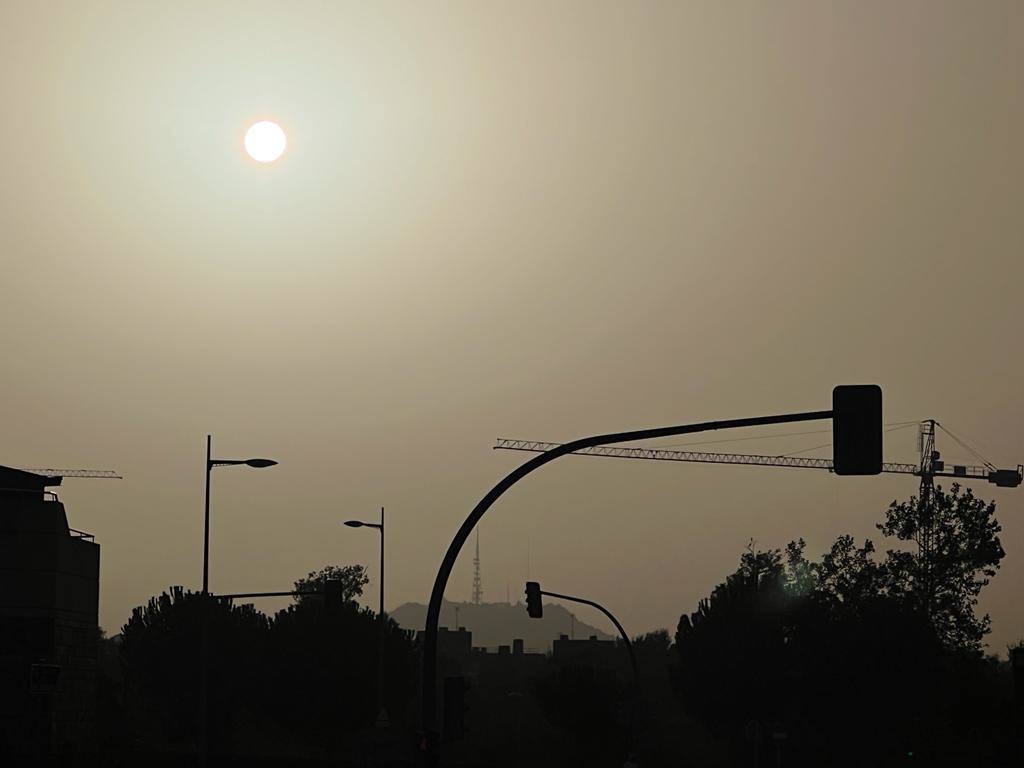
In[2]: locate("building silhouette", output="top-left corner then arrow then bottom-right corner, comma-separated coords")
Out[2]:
0,466 -> 99,760
551,633 -> 622,671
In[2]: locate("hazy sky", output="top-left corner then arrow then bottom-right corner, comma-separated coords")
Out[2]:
2,2 -> 1022,652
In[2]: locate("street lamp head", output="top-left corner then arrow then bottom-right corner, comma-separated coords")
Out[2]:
344,520 -> 365,528
245,458 -> 277,468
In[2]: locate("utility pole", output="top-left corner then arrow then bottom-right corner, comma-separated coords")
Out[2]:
343,508 -> 387,725
199,436 -> 276,768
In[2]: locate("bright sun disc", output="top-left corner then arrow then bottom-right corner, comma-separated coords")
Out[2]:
244,121 -> 287,163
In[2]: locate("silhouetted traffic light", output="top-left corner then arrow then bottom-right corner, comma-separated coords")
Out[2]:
525,581 -> 543,618
832,385 -> 883,475
323,578 -> 342,612
442,676 -> 469,741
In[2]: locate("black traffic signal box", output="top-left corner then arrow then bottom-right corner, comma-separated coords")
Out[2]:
832,385 -> 883,475
525,581 -> 543,618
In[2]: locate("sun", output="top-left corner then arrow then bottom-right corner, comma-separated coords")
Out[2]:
244,121 -> 287,163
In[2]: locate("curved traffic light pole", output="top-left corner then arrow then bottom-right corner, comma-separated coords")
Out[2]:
420,409 -> 834,760
538,588 -> 640,755
539,589 -> 638,690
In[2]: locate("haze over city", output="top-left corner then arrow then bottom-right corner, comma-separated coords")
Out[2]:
6,1 -> 1015,655
3,0 -> 1022,670
6,3 -> 1024,765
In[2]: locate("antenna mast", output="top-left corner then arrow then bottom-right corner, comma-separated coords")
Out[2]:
471,529 -> 483,605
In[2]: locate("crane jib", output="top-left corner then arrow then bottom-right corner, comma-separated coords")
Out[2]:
493,439 -> 1022,488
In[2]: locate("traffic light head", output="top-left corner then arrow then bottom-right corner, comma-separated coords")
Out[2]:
525,581 -> 543,618
323,579 -> 342,611
832,385 -> 883,475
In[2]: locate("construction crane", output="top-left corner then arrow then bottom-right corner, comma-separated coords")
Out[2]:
494,419 -> 1021,489
496,419 -> 1020,576
16,468 -> 122,479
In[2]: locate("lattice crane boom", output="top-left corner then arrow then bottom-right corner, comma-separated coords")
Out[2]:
494,423 -> 1021,489
16,468 -> 122,479
495,439 -> 918,474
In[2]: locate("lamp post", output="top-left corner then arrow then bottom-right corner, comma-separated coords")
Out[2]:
199,435 -> 276,768
344,507 -> 386,725
202,434 -> 277,594
343,507 -> 385,619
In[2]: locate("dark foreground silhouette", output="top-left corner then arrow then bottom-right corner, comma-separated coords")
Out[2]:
5,486 -> 1023,767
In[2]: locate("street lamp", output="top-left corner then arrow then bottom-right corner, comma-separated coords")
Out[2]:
343,508 -> 385,618
198,435 -> 276,768
203,435 -> 277,594
344,507 -> 387,725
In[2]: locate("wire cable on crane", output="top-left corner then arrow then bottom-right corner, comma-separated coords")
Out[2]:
636,420 -> 921,451
774,423 -> 921,460
934,423 -> 996,470
638,427 -> 832,449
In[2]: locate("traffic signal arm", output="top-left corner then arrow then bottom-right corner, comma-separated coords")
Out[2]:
424,403 -> 863,747
534,587 -> 639,692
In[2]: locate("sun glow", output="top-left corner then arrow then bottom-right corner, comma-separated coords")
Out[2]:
244,121 -> 287,163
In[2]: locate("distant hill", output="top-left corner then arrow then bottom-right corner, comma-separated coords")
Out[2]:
389,599 -> 612,653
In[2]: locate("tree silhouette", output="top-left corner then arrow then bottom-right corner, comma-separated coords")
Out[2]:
113,565 -> 417,761
266,598 -> 416,752
673,543 -> 799,735
674,542 -> 946,765
533,664 -> 627,765
673,483 -> 1010,766
879,483 -> 1004,653
119,587 -> 270,752
292,563 -> 368,606
631,628 -> 671,655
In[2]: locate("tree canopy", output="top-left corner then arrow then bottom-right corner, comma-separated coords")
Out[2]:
293,563 -> 369,606
673,484 -> 1009,765
114,564 -> 414,758
879,483 -> 1004,652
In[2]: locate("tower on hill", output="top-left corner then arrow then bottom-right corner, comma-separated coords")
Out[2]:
471,529 -> 483,605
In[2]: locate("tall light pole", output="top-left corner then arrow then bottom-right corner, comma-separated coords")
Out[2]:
344,507 -> 386,724
199,435 -> 276,767
203,434 -> 277,594
344,507 -> 385,618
